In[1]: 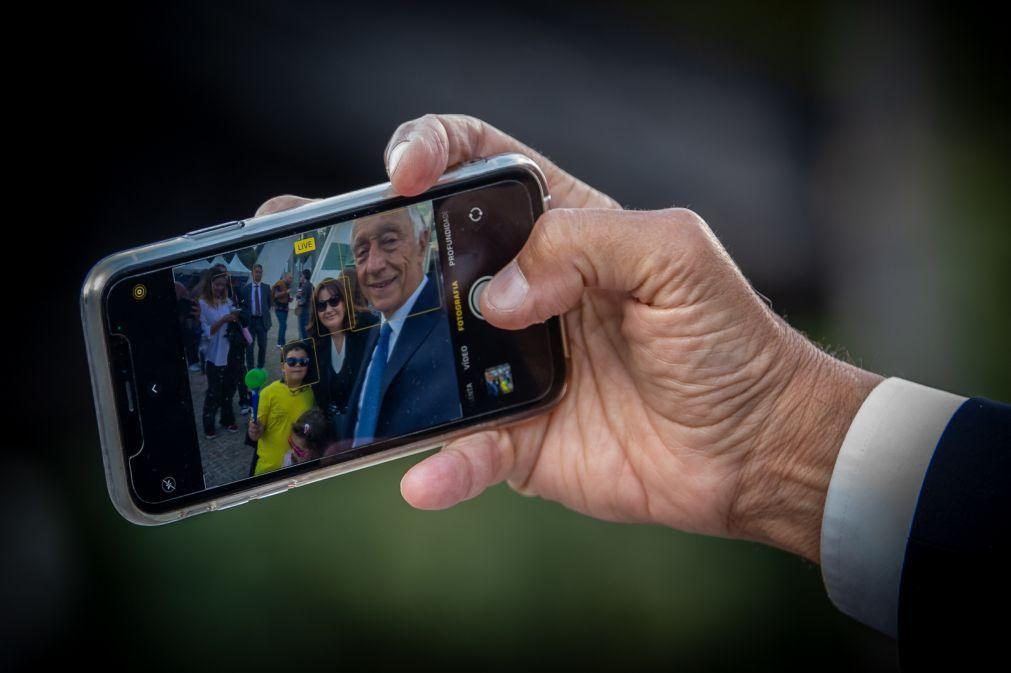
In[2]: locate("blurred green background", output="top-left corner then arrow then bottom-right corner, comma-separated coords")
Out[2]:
10,1 -> 1008,671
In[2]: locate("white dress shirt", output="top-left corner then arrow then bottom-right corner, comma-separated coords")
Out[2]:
381,275 -> 430,360
353,275 -> 430,427
330,335 -> 346,376
821,377 -> 966,637
249,281 -> 264,316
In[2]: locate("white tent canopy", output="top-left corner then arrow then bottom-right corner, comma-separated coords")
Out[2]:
255,238 -> 296,287
202,254 -> 250,278
311,223 -> 350,286
175,257 -> 213,276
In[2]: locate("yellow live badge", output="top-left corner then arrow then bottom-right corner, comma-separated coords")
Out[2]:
294,237 -> 316,255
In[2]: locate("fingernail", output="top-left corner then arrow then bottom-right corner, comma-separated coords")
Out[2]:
387,141 -> 410,178
486,260 -> 528,312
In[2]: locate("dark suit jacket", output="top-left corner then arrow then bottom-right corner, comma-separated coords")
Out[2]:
334,276 -> 461,447
897,397 -> 1009,670
238,280 -> 273,331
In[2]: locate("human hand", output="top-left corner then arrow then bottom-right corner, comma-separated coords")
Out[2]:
383,115 -> 882,563
247,419 -> 263,441
252,114 -> 881,563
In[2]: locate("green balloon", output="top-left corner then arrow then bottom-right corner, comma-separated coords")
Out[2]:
245,368 -> 268,389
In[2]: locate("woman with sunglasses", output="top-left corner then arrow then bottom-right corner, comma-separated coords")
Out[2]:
307,274 -> 378,431
246,341 -> 316,476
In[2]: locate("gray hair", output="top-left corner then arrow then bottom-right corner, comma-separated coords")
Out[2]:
351,204 -> 427,243
405,204 -> 427,241
349,204 -> 431,272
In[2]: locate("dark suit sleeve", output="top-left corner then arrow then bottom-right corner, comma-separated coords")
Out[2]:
262,285 -> 272,330
237,284 -> 251,322
897,397 -> 1010,670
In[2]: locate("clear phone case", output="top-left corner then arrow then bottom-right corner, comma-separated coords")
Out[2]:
81,154 -> 566,525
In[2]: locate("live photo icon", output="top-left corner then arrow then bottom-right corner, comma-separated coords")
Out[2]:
294,237 -> 316,255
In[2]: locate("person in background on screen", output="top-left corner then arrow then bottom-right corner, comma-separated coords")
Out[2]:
198,264 -> 241,439
273,271 -> 293,349
296,268 -> 314,340
282,407 -> 329,467
307,274 -> 378,429
247,340 -> 316,476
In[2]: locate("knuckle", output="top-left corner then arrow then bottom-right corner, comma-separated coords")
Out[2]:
662,207 -> 713,250
668,206 -> 707,231
417,113 -> 442,133
530,209 -> 574,263
444,113 -> 494,161
414,114 -> 450,158
446,112 -> 481,131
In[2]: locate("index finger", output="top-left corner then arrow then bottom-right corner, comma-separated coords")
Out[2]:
384,114 -> 620,210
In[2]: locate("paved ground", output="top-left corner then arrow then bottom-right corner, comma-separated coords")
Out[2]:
193,311 -> 302,488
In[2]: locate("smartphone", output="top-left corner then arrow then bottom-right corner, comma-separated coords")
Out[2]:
81,153 -> 568,525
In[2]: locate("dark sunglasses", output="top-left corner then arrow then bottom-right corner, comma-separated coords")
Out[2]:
285,357 -> 310,367
315,296 -> 343,311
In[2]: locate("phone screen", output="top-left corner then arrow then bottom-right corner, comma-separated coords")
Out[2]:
102,173 -> 565,513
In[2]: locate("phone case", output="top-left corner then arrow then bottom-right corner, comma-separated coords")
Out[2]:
81,153 -> 567,525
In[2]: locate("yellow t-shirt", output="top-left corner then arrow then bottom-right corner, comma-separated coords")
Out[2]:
253,380 -> 316,475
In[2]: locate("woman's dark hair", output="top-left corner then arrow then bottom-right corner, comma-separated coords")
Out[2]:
307,277 -> 343,340
301,268 -> 312,280
307,273 -> 370,339
291,407 -> 329,458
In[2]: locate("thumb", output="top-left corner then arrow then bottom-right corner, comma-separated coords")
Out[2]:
481,207 -> 713,330
400,431 -> 517,510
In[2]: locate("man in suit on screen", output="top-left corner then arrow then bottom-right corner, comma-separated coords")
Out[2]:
238,263 -> 272,370
336,204 -> 461,449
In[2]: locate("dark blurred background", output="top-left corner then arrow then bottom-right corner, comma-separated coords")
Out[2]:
10,1 -> 1009,670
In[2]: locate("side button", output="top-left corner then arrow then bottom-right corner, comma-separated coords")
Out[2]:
251,484 -> 293,501
184,220 -> 244,239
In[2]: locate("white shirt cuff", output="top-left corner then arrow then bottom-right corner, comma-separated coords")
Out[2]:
820,377 -> 966,637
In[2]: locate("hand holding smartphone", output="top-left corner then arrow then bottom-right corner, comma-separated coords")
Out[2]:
85,112 -> 828,568
82,153 -> 568,524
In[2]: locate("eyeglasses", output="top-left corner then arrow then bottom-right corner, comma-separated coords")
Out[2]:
315,296 -> 343,311
285,357 -> 310,367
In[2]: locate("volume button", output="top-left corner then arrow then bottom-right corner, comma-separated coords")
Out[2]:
184,220 -> 244,239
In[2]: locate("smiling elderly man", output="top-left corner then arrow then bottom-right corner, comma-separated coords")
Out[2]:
337,204 -> 461,448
